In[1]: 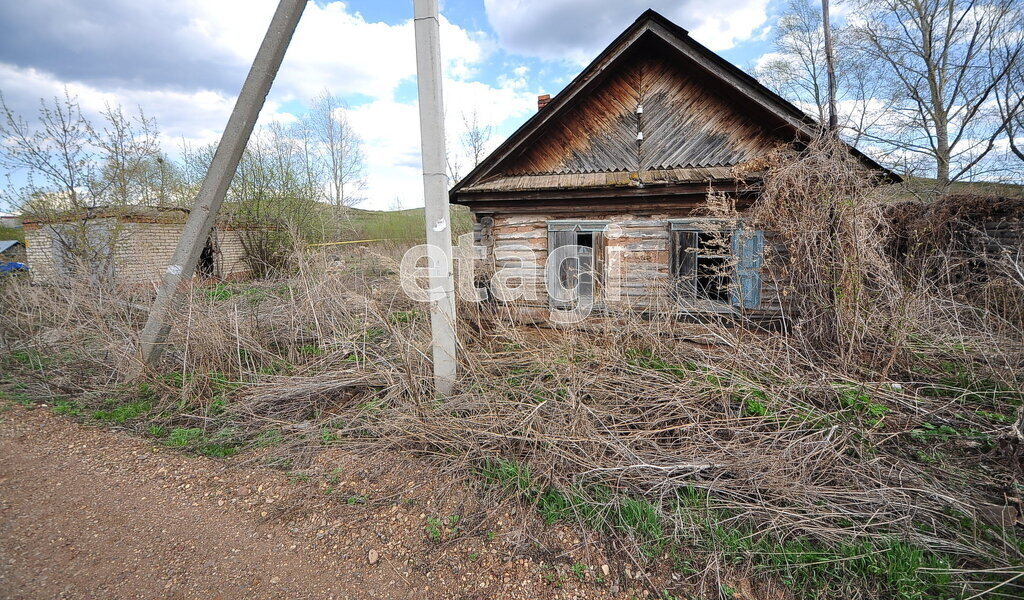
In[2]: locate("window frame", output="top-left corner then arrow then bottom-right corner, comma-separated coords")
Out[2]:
546,220 -> 609,309
668,218 -> 763,312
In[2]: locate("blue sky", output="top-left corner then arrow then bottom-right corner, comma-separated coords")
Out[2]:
0,0 -> 787,210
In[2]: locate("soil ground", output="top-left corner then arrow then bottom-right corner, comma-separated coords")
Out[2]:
0,405 -> 636,600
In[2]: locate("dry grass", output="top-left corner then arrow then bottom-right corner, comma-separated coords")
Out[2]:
2,144 -> 1023,599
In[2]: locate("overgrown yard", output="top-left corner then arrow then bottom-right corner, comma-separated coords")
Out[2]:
2,143 -> 1023,600
1,253 -> 1022,599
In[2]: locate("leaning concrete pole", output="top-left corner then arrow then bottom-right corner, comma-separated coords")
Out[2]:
412,0 -> 458,394
138,0 -> 307,368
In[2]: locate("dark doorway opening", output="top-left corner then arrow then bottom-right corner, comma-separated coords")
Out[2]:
197,237 -> 215,277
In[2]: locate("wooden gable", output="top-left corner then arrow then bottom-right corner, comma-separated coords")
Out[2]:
452,9 -> 895,203
503,42 -> 785,177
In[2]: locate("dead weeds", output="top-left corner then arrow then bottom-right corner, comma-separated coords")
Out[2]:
2,144 -> 1024,598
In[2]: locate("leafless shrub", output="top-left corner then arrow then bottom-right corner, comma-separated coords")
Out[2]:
741,134 -> 906,369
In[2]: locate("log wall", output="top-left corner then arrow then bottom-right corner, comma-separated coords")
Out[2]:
475,209 -> 785,317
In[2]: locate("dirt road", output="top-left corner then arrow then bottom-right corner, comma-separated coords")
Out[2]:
0,406 -> 621,599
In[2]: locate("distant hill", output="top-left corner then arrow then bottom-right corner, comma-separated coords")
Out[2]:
0,224 -> 24,244
892,177 -> 1024,201
340,205 -> 473,247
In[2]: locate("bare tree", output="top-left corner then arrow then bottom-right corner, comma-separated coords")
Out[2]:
0,92 -> 175,280
460,109 -> 492,169
849,0 -> 1024,193
0,91 -> 99,212
755,1 -> 832,125
0,92 -> 173,214
754,1 -> 891,147
445,148 -> 463,183
95,104 -> 169,207
302,90 -> 366,212
181,123 -> 326,277
994,35 -> 1024,167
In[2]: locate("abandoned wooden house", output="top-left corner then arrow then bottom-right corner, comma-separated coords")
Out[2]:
451,9 -> 894,320
22,206 -> 256,285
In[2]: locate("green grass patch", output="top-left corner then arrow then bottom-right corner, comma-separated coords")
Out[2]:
836,384 -> 889,425
204,283 -> 235,301
158,370 -> 192,388
163,425 -> 239,457
388,310 -> 419,324
52,399 -> 84,416
320,427 -> 340,445
625,349 -> 698,379
92,400 -> 152,423
167,427 -> 203,447
921,363 -> 1024,405
208,372 -> 240,395
739,389 -> 770,417
200,443 -> 238,458
0,223 -> 24,243
0,388 -> 33,406
253,428 -> 284,447
345,206 -> 472,247
480,458 -> 536,497
478,456 -> 958,599
425,514 -> 461,542
5,349 -> 52,370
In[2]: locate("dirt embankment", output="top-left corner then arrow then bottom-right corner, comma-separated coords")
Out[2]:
0,407 -> 627,600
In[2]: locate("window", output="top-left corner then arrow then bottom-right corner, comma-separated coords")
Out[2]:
547,221 -> 608,309
669,220 -> 764,309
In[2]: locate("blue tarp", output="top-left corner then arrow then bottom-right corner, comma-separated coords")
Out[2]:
0,261 -> 28,273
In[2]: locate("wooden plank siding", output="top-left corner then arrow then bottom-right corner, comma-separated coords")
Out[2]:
485,46 -> 784,187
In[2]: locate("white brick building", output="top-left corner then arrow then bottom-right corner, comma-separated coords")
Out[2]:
22,207 -> 259,285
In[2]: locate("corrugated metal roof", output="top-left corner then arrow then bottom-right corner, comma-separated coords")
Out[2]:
463,166 -> 743,193
0,240 -> 22,254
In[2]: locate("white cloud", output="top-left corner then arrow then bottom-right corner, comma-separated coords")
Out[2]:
484,0 -> 770,62
687,1 -> 772,51
0,63 -> 236,150
752,50 -> 789,71
349,78 -> 539,209
0,1 -> 540,210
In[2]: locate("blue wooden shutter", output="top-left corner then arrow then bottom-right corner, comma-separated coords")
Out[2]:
731,228 -> 764,309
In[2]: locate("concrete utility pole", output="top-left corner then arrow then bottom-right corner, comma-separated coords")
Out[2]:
413,0 -> 458,394
822,0 -> 839,132
138,0 -> 307,368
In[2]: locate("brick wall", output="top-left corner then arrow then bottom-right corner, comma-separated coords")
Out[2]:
214,228 -> 251,279
23,225 -> 55,283
113,221 -> 182,284
23,218 -> 258,285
